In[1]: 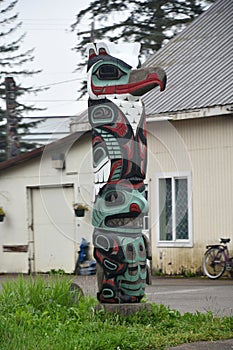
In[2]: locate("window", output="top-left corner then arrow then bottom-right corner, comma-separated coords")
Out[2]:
156,172 -> 192,247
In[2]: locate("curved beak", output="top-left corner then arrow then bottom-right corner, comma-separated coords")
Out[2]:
128,66 -> 167,96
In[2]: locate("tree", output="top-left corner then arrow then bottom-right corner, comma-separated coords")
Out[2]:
71,0 -> 215,97
0,0 -> 43,162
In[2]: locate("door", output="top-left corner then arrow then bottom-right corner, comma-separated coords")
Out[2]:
31,185 -> 75,273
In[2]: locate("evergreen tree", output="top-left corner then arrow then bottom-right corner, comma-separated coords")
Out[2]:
72,0 -> 214,97
0,0 -> 43,162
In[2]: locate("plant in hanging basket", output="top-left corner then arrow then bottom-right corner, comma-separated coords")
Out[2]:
73,203 -> 88,217
0,207 -> 6,222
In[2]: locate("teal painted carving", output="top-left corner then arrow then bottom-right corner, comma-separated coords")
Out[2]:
87,43 -> 166,303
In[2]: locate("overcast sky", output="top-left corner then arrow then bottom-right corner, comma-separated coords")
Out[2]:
16,0 -> 91,118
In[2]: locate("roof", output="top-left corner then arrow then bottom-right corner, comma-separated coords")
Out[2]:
142,0 -> 233,116
0,131 -> 89,171
22,116 -> 71,144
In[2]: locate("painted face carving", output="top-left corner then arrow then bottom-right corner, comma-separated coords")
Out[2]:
93,229 -> 148,303
87,42 -> 166,303
92,182 -> 148,233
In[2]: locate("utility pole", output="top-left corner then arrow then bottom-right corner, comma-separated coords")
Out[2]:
5,77 -> 20,159
90,20 -> 95,43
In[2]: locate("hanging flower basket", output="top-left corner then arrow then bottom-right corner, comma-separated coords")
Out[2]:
75,209 -> 85,217
0,207 -> 6,222
73,203 -> 88,217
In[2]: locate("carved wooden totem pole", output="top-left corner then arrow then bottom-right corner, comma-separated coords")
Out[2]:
87,43 -> 166,303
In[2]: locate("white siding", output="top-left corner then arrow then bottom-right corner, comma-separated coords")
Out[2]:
1,117 -> 233,275
147,116 -> 233,274
0,134 -> 93,273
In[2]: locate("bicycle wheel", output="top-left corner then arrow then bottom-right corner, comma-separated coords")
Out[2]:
203,247 -> 226,279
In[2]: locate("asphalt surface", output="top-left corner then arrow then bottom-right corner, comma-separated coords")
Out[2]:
0,274 -> 232,350
146,276 -> 233,317
167,338 -> 233,350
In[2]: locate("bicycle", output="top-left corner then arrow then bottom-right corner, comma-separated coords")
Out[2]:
203,238 -> 233,279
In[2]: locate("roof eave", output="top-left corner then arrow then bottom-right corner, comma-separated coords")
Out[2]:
0,130 -> 91,171
146,104 -> 233,122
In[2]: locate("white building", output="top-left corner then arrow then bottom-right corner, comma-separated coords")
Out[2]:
0,131 -> 93,273
0,0 -> 232,274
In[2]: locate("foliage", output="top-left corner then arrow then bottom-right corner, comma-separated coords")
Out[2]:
0,275 -> 232,350
73,0 -> 214,54
0,206 -> 6,216
0,0 -> 44,162
73,203 -> 89,211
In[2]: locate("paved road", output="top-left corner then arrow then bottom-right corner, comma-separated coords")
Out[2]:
167,338 -> 233,350
0,274 -> 232,317
146,276 -> 233,316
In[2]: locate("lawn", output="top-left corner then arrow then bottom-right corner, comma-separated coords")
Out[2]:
0,276 -> 232,350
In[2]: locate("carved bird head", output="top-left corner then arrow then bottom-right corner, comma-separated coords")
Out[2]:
87,42 -> 166,100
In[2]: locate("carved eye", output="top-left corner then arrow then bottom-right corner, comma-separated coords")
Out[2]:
138,242 -> 146,259
93,147 -> 105,164
94,64 -> 126,80
105,191 -> 125,206
126,243 -> 136,261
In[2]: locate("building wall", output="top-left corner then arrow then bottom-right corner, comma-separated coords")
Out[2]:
0,133 -> 93,273
1,117 -> 233,274
147,116 -> 233,274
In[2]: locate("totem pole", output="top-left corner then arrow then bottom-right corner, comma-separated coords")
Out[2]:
87,43 -> 166,303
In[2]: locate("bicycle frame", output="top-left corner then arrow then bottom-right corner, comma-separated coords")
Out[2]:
206,241 -> 232,265
203,238 -> 233,279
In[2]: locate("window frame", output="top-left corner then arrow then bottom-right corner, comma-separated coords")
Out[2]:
155,172 -> 193,248
142,182 -> 149,234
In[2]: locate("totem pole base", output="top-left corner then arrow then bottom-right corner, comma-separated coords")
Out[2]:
95,302 -> 152,316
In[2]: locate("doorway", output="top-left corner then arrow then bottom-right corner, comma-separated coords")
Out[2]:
28,185 -> 75,273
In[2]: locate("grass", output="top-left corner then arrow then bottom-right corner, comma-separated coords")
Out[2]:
0,276 -> 232,350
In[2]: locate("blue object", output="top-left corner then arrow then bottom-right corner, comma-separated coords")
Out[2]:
74,238 -> 96,275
